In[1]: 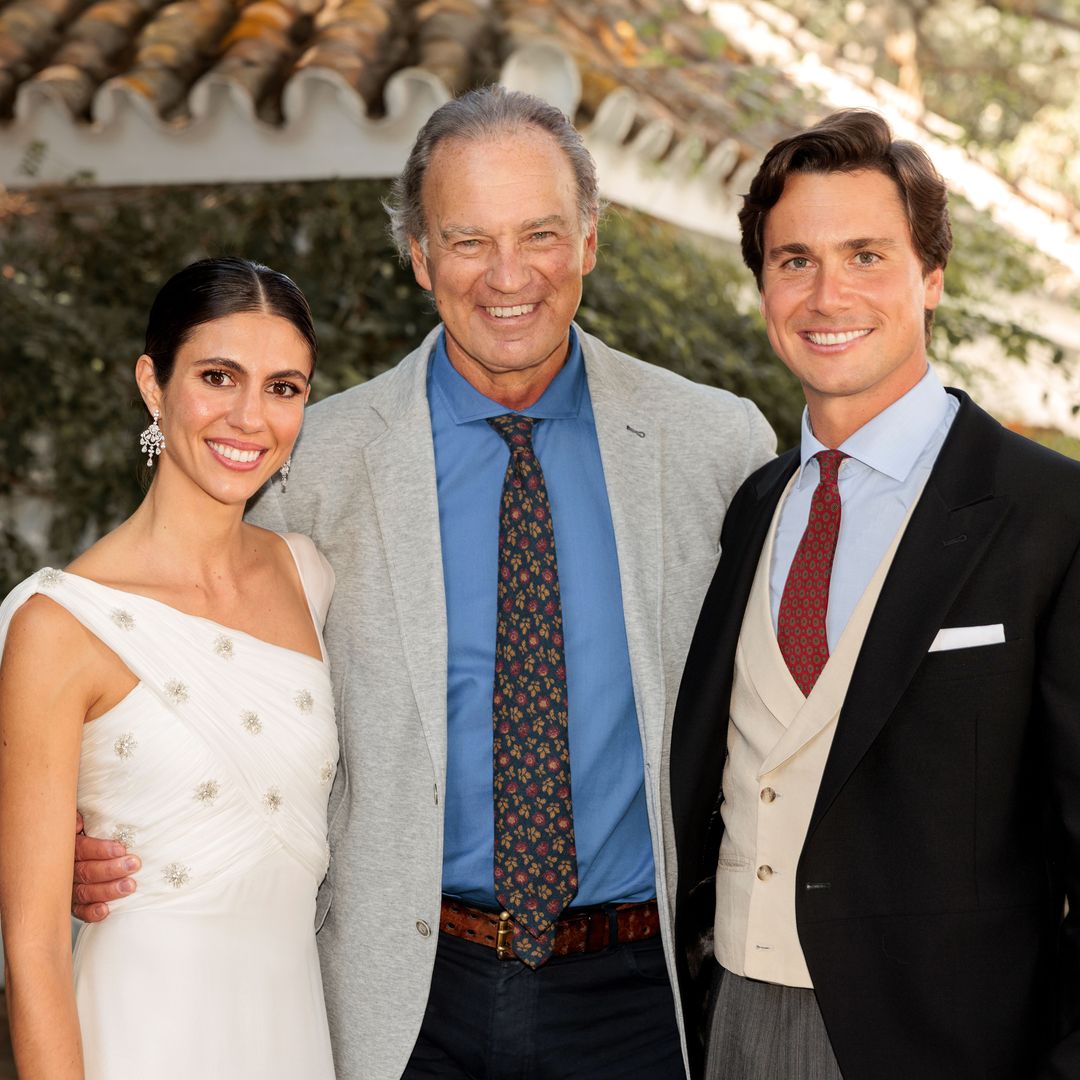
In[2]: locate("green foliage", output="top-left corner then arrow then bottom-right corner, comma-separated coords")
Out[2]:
765,0 -> 1080,205
582,208 -> 804,429
1,177 -> 1066,595
937,195 -> 1066,365
0,179 -> 803,594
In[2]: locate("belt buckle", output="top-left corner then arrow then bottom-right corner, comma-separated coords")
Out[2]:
496,910 -> 515,960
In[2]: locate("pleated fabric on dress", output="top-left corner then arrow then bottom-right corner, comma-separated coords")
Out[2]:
0,533 -> 339,1079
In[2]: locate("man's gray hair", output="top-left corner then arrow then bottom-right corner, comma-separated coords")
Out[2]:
385,85 -> 602,262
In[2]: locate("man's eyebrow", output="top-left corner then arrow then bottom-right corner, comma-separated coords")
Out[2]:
192,357 -> 309,383
766,237 -> 899,261
522,216 -> 568,231
439,215 -> 570,242
766,242 -> 812,262
440,224 -> 484,240
840,237 -> 898,250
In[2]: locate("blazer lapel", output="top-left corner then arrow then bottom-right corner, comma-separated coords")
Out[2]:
811,393 -> 1011,832
688,452 -> 800,721
362,332 -> 449,780
726,456 -> 802,667
670,450 -> 798,850
581,334 -> 664,736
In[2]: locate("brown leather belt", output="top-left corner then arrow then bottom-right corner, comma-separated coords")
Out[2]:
440,896 -> 661,960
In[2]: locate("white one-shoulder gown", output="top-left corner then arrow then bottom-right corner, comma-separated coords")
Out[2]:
0,533 -> 339,1079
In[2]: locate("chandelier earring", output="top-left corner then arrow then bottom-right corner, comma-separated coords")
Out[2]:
140,408 -> 166,467
279,456 -> 292,493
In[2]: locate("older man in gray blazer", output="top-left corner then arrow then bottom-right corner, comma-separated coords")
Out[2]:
74,87 -> 774,1079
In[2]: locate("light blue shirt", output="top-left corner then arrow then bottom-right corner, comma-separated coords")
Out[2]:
770,367 -> 959,647
428,330 -> 655,908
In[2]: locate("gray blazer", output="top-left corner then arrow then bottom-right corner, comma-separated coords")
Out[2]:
247,325 -> 775,1079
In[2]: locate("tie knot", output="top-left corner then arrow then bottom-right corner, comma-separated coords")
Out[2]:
488,414 -> 537,452
814,448 -> 846,486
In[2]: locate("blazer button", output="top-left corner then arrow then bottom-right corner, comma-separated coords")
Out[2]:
416,920 -> 432,937
757,865 -> 773,881
760,787 -> 777,803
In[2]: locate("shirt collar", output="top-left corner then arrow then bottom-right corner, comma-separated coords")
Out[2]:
797,365 -> 951,487
430,327 -> 586,424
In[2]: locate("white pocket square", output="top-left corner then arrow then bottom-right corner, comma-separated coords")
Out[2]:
928,624 -> 1006,652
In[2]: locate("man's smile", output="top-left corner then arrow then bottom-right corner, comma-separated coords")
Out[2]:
801,328 -> 873,346
484,304 -> 538,319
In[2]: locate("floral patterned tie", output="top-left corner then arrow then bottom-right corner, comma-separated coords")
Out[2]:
777,449 -> 847,696
488,414 -> 578,967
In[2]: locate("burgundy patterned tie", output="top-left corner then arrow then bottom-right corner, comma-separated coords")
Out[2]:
488,414 -> 577,967
777,449 -> 847,696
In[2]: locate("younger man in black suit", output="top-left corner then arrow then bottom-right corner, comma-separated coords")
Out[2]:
670,110 -> 1080,1079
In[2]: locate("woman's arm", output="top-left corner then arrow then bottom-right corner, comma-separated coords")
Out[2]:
0,595 -> 98,1080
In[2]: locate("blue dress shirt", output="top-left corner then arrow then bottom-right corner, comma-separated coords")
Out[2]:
429,330 -> 655,907
771,367 -> 959,647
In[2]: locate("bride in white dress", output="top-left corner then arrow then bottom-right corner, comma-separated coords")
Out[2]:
0,257 -> 338,1079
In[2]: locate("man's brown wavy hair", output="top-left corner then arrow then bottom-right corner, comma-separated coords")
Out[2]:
738,110 -> 952,343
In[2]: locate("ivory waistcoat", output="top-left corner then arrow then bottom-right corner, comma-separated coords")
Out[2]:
713,474 -> 920,986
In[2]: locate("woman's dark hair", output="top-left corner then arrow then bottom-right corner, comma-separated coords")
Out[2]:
144,256 -> 317,385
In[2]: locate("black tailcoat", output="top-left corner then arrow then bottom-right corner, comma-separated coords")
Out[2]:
670,392 -> 1080,1079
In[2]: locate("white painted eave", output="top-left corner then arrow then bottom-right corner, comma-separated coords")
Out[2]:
0,41 -> 753,245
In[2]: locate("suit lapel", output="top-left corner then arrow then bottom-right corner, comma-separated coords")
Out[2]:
811,393 -> 1011,832
726,456 -> 802,662
581,334 -> 664,737
670,450 -> 797,847
691,452 -> 800,722
362,333 -> 449,780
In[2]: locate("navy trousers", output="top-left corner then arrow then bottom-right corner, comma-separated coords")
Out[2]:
402,928 -> 685,1079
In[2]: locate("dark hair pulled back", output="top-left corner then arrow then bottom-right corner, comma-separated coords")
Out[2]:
144,256 -> 317,386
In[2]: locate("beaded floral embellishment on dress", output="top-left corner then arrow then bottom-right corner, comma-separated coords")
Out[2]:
241,710 -> 262,735
213,634 -> 235,660
37,568 -> 64,589
319,761 -> 335,786
294,690 -> 314,714
163,863 -> 190,888
194,780 -> 220,803
113,732 -> 138,760
112,824 -> 137,847
164,679 -> 189,704
263,787 -> 284,813
111,609 -> 135,631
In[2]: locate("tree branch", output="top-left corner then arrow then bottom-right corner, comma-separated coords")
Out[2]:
980,0 -> 1080,35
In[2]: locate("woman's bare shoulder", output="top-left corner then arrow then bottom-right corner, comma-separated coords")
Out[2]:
1,593 -> 124,728
4,593 -> 94,663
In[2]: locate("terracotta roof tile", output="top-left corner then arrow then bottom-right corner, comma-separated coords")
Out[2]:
213,1 -> 309,121
297,0 -> 407,111
414,0 -> 494,97
0,0 -> 770,142
502,0 -> 782,173
109,0 -> 236,118
2,0 -> 1076,275
0,0 -> 93,112
23,2 -> 153,116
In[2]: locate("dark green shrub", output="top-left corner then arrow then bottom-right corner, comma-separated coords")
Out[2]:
0,178 -> 1060,594
0,179 -> 806,593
